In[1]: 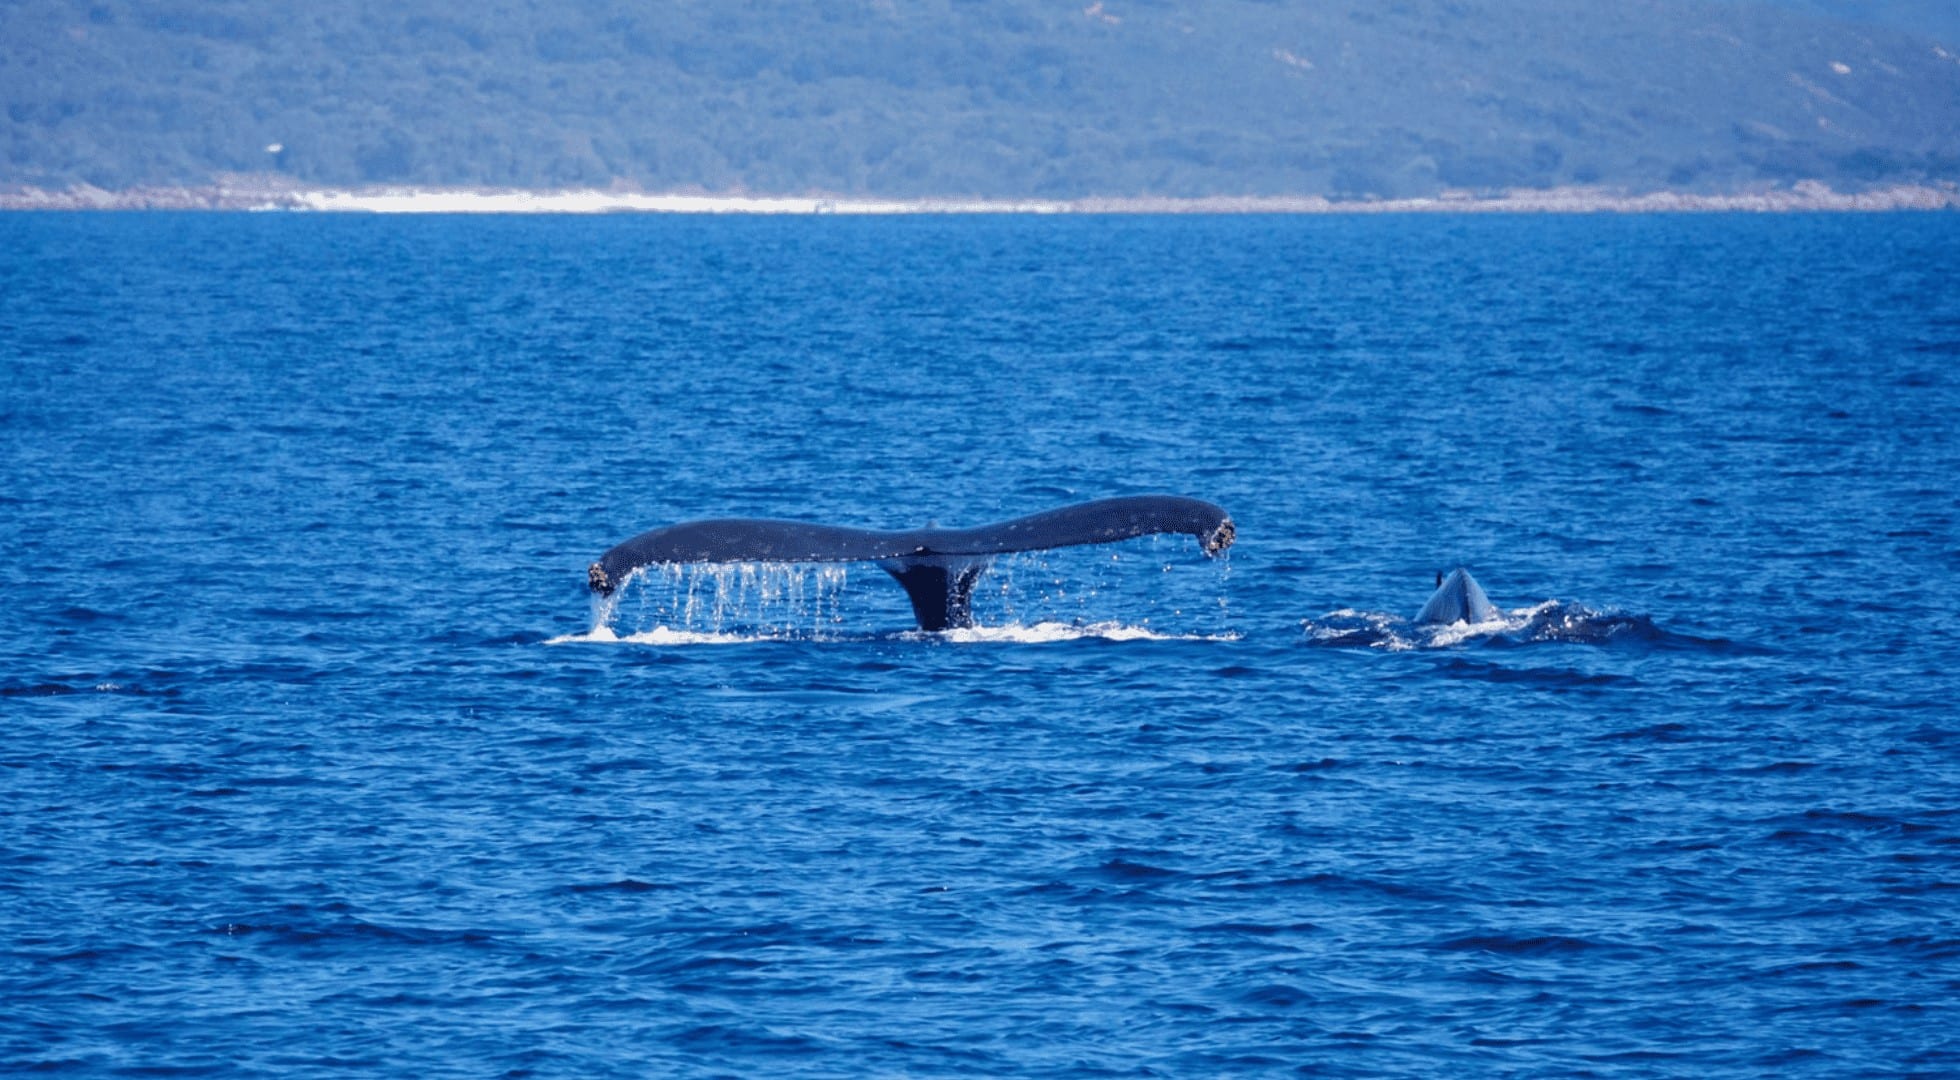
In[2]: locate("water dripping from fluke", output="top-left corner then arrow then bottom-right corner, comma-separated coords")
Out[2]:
568,496 -> 1238,643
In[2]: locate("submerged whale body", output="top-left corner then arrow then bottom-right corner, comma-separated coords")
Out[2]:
1305,569 -> 1669,649
1414,568 -> 1499,625
589,495 -> 1235,631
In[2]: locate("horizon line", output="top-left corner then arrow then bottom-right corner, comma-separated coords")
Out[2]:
3,179 -> 1956,214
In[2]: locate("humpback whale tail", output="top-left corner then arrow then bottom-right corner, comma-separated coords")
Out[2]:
588,495 -> 1235,631
1415,567 -> 1498,625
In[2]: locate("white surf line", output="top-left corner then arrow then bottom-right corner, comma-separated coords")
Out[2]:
5,182 -> 1956,213
281,183 -> 1960,214
287,189 -> 1077,215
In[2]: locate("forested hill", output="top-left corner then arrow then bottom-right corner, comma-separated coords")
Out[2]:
3,0 -> 1958,199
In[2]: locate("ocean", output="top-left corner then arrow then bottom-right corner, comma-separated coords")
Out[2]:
3,210 -> 1956,1076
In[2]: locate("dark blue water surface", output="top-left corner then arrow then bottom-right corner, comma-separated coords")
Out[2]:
4,212 -> 1958,1077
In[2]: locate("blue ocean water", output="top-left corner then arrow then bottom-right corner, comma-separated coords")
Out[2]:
2,211 -> 1957,1077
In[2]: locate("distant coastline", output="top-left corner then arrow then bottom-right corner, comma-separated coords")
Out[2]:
3,179 -> 1955,214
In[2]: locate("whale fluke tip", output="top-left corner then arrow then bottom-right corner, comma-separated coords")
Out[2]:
1204,517 -> 1236,557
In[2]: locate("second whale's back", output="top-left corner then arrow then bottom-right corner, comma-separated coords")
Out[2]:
1415,568 -> 1498,625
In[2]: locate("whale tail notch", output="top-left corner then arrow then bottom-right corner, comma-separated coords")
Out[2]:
588,494 -> 1233,631
876,555 -> 991,632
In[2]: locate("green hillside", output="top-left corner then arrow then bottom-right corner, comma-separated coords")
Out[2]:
3,0 -> 1956,197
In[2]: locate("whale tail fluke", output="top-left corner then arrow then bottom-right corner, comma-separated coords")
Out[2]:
588,495 -> 1233,632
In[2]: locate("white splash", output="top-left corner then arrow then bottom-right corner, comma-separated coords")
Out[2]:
934,621 -> 1238,644
1302,600 -> 1630,650
546,624 -> 808,646
1420,613 -> 1518,648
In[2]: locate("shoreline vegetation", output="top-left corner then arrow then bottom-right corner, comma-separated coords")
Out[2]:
3,178 -> 1955,214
